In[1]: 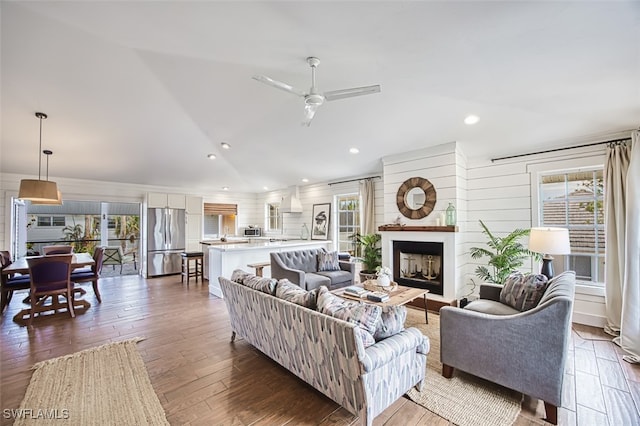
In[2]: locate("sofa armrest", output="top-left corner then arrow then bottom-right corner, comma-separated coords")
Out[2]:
360,327 -> 429,372
270,253 -> 305,286
339,260 -> 356,275
479,283 -> 503,301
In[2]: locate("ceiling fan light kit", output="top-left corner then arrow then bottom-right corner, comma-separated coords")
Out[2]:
18,112 -> 61,203
253,57 -> 381,126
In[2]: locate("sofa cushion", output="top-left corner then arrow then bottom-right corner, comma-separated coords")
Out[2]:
500,272 -> 549,312
373,305 -> 407,341
304,273 -> 331,291
243,275 -> 277,295
464,299 -> 520,315
316,270 -> 353,286
316,286 -> 381,347
275,279 -> 317,309
317,251 -> 340,271
230,269 -> 251,284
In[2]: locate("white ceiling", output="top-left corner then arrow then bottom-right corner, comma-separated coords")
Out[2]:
2,1 -> 639,193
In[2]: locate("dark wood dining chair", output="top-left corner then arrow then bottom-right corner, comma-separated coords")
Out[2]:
71,247 -> 104,303
1,250 -> 31,313
42,245 -> 74,255
26,254 -> 74,327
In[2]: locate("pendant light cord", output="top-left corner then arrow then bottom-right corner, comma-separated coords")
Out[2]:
38,115 -> 43,180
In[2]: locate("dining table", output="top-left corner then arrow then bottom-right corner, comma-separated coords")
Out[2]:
1,252 -> 95,323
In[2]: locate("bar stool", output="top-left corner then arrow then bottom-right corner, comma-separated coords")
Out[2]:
246,261 -> 270,277
181,252 -> 203,285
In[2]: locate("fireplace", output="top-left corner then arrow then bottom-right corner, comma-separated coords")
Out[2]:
393,240 -> 444,295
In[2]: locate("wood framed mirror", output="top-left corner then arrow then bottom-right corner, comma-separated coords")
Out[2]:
396,177 -> 437,219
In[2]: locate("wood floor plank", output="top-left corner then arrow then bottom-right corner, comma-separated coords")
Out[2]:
601,386 -> 640,426
597,357 -> 630,391
576,405 -> 610,426
574,347 -> 599,375
575,371 -> 607,414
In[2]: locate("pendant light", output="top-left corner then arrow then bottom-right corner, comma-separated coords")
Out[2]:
18,112 -> 59,202
30,150 -> 63,205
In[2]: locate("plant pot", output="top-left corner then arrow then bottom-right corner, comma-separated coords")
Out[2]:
359,271 -> 377,283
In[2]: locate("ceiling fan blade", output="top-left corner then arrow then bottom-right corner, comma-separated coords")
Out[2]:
324,85 -> 381,101
302,104 -> 318,127
252,75 -> 306,97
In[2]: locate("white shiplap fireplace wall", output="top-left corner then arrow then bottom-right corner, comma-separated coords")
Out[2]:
381,142 -> 468,301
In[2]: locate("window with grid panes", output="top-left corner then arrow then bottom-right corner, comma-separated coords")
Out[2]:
539,168 -> 604,285
336,194 -> 360,255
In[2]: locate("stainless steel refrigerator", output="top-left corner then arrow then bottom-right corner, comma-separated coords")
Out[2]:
147,208 -> 185,277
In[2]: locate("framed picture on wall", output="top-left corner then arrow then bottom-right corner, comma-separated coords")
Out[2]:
311,203 -> 331,240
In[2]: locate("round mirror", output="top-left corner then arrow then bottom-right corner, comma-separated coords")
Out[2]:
405,187 -> 426,210
396,177 -> 437,219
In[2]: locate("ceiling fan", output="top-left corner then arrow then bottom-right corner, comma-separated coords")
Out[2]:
253,57 -> 381,126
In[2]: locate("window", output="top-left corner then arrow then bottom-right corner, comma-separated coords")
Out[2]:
539,168 -> 604,285
266,203 -> 281,232
36,216 -> 65,227
336,194 -> 360,254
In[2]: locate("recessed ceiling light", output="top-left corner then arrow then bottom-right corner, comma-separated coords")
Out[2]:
221,142 -> 231,149
301,178 -> 309,183
464,115 -> 480,125
207,153 -> 216,160
263,186 -> 269,191
222,186 -> 229,191
349,147 -> 359,154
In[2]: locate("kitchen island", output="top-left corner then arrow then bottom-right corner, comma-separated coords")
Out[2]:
205,240 -> 332,297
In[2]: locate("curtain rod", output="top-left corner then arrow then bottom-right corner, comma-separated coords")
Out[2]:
491,137 -> 631,163
328,175 -> 381,186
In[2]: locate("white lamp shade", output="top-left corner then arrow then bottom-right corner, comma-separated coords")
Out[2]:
529,227 -> 571,255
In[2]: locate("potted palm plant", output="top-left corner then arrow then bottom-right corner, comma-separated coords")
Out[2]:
470,220 -> 540,284
353,232 -> 382,282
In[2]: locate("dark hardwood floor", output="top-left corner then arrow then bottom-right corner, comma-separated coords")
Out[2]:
1,275 -> 638,425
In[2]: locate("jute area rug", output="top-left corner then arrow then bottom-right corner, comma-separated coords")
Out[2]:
405,308 -> 522,426
14,338 -> 168,426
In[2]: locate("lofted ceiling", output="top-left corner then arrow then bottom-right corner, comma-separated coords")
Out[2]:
1,1 -> 639,193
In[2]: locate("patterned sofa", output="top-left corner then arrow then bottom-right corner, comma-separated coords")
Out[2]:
219,275 -> 429,426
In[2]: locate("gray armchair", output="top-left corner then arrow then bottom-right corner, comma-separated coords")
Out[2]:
440,271 -> 575,425
270,249 -> 355,291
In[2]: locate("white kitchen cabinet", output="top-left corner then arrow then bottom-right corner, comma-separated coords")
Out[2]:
147,192 -> 187,209
186,213 -> 203,252
168,193 -> 186,209
147,192 -> 169,208
185,196 -> 203,214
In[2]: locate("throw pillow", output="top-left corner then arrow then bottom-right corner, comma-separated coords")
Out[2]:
317,251 -> 340,272
243,275 -> 277,295
316,286 -> 381,348
230,269 -> 251,284
275,279 -> 317,309
500,272 -> 549,312
373,305 -> 407,341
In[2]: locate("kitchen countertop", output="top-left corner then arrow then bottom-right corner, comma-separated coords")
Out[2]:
201,239 -> 249,246
205,240 -> 329,252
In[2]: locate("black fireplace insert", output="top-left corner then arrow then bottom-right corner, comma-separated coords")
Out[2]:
393,240 -> 444,295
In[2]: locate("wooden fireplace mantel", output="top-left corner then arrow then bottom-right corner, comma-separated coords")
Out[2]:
378,225 -> 458,232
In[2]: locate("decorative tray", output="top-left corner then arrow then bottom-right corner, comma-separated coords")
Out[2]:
363,280 -> 397,294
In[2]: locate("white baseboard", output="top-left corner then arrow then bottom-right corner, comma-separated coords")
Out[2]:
573,311 -> 607,328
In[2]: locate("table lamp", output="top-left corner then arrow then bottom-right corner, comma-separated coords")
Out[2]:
528,227 -> 571,279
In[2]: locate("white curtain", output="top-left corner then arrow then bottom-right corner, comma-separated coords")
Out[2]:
359,178 -> 376,235
604,131 -> 640,363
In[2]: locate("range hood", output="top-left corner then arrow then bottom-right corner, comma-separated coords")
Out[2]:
280,186 -> 303,213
